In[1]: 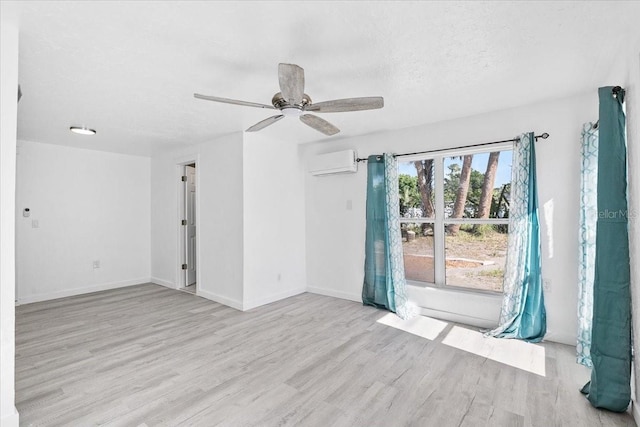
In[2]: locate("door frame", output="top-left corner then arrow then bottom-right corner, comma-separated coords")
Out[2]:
175,155 -> 200,293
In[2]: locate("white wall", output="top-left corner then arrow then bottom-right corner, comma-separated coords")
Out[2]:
303,92 -> 599,345
149,146 -> 181,288
150,132 -> 307,311
15,141 -> 151,303
305,169 -> 367,302
0,17 -> 20,427
242,133 -> 307,309
619,42 -> 640,417
150,133 -> 245,308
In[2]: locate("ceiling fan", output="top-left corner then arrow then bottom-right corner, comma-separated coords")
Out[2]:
194,63 -> 384,136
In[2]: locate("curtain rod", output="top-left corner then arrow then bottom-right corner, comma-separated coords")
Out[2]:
355,132 -> 550,163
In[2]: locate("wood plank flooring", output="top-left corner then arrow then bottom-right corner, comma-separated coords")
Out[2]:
15,283 -> 636,426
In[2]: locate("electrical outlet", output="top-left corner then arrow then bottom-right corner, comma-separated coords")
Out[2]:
93,260 -> 100,269
543,278 -> 551,293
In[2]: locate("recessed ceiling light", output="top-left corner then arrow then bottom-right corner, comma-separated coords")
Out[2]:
69,126 -> 96,135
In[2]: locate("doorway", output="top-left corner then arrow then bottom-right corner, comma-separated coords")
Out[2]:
181,163 -> 197,293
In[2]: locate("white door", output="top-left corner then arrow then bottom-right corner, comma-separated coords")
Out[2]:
186,165 -> 196,286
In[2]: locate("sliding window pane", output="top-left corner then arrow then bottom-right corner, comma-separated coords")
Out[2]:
444,224 -> 508,292
398,160 -> 435,219
402,222 -> 435,283
443,150 -> 512,220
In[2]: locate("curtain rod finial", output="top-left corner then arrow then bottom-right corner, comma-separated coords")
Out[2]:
612,86 -> 623,98
541,132 -> 549,139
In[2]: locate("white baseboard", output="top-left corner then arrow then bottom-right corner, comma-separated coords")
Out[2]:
198,287 -> 307,311
416,307 -> 575,345
543,330 -> 575,346
0,407 -> 18,427
307,286 -> 361,303
197,289 -> 243,311
150,277 -> 176,289
243,287 -> 307,311
306,286 -> 574,345
16,278 -> 150,305
417,306 -> 497,329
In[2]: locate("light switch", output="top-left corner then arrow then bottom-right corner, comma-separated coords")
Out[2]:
346,200 -> 353,211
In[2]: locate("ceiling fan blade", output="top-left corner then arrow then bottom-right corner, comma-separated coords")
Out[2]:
194,93 -> 275,109
246,115 -> 285,132
300,114 -> 340,136
305,96 -> 384,113
278,63 -> 305,104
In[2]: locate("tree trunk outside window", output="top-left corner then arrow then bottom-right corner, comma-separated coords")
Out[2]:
477,151 -> 500,219
447,154 -> 473,235
414,159 -> 434,235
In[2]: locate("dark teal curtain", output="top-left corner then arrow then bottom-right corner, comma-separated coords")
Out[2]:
581,86 -> 631,412
362,155 -> 396,312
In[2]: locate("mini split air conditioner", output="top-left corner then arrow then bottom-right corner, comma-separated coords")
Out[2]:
308,149 -> 358,176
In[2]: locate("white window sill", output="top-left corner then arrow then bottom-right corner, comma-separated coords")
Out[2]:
406,283 -> 502,329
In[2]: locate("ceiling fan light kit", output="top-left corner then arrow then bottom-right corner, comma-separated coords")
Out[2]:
194,63 -> 384,136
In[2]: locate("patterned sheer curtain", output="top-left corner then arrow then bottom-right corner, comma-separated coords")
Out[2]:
486,132 -> 546,342
577,123 -> 598,367
362,153 -> 415,319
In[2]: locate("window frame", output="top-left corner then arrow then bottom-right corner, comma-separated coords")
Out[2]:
399,142 -> 512,294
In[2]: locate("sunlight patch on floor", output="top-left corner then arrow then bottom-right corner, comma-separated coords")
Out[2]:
376,313 -> 448,341
441,326 -> 546,376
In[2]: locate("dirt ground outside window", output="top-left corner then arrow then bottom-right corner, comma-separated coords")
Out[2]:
402,227 -> 508,292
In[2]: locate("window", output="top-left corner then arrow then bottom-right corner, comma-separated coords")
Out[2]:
399,148 -> 512,292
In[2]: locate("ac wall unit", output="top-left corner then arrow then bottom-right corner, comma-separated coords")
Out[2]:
308,149 -> 358,176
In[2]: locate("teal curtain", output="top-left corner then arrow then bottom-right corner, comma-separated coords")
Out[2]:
577,123 -> 598,367
486,132 -> 546,342
362,154 -> 414,319
581,87 -> 631,412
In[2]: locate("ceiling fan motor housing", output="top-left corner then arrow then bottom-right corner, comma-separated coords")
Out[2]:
272,92 -> 312,111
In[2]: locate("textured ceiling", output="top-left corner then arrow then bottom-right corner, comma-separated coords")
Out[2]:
5,1 -> 640,156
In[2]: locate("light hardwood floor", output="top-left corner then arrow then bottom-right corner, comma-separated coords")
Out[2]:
16,283 -> 636,426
